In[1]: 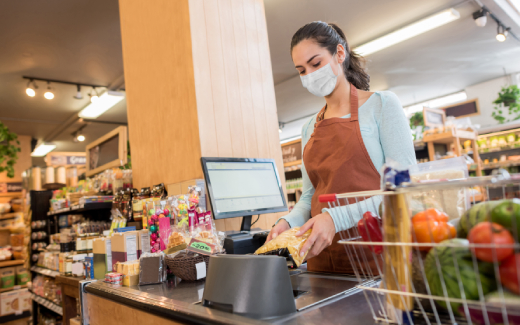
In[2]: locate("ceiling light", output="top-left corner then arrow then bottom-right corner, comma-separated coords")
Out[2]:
77,134 -> 85,142
354,8 -> 460,56
73,85 -> 83,100
44,82 -> 54,100
89,87 -> 99,103
279,122 -> 285,133
79,90 -> 125,119
496,25 -> 509,42
25,79 -> 37,97
473,9 -> 487,27
31,142 -> 57,157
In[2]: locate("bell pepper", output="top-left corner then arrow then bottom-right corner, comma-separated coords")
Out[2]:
358,211 -> 383,254
412,208 -> 456,251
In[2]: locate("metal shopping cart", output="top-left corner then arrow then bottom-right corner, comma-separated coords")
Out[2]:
320,175 -> 520,325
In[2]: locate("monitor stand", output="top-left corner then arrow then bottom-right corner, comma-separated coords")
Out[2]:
226,215 -> 252,238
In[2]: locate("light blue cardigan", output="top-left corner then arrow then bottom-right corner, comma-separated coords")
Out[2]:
279,91 -> 416,232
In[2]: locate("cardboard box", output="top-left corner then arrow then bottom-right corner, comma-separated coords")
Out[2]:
15,266 -> 29,286
0,289 -> 31,316
123,274 -> 139,287
93,237 -> 112,279
136,229 -> 150,258
111,232 -> 138,271
0,267 -> 15,289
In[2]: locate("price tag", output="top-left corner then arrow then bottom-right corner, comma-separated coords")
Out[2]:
186,238 -> 215,256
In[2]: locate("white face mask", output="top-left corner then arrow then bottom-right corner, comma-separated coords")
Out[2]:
300,62 -> 338,97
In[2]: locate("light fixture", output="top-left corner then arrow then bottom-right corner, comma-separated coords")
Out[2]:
43,82 -> 54,100
73,85 -> 83,100
79,90 -> 125,119
354,8 -> 460,56
77,134 -> 85,142
31,142 -> 57,157
25,79 -> 37,97
279,122 -> 285,133
89,87 -> 99,103
496,25 -> 509,42
473,9 -> 487,27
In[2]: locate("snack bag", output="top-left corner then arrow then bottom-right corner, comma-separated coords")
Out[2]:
254,227 -> 311,267
176,195 -> 189,229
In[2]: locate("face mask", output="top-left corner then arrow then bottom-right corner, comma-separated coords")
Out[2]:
300,62 -> 338,97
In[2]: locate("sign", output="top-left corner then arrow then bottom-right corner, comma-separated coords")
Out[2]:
0,182 -> 22,193
113,226 -> 137,233
187,238 -> 215,255
282,140 -> 302,164
49,155 -> 86,166
442,99 -> 480,119
423,107 -> 446,127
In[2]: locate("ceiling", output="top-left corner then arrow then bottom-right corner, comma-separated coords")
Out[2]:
1,0 -> 520,159
0,0 -> 126,165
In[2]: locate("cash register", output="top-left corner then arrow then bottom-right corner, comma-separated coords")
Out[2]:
201,157 -> 288,254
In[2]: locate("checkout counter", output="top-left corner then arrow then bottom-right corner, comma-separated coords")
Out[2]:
80,264 -> 379,324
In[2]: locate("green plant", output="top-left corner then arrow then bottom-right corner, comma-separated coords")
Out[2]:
0,121 -> 21,178
409,112 -> 424,140
492,85 -> 520,124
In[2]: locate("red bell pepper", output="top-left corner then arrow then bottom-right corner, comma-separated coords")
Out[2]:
358,211 -> 383,254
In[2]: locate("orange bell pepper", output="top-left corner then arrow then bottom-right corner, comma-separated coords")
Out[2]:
412,208 -> 456,251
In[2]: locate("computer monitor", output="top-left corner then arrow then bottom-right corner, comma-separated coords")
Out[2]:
201,157 -> 288,235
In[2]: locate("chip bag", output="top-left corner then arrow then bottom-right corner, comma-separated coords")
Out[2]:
254,227 -> 311,268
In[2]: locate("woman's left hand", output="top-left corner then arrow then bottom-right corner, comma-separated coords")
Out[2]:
296,212 -> 336,260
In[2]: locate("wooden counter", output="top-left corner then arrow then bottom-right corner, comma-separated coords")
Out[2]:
55,275 -> 82,325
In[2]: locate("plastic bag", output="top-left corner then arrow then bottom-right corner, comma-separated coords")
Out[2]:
254,227 -> 311,268
408,157 -> 469,219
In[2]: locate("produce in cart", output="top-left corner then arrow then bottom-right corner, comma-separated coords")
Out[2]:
468,222 -> 514,262
411,208 -> 456,251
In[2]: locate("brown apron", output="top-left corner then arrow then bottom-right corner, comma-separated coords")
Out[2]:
303,83 -> 381,274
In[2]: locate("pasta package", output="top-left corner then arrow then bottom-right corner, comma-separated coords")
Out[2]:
254,227 -> 311,267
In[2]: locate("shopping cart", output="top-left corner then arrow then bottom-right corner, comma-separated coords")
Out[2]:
320,175 -> 520,325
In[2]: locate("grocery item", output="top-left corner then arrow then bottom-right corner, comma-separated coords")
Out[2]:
412,209 -> 455,251
499,253 -> 520,294
468,222 -> 514,262
254,227 -> 311,267
15,266 -> 29,285
491,199 -> 520,238
357,211 -> 383,254
457,200 -> 503,238
0,267 -> 15,289
425,239 -> 496,315
139,252 -> 166,285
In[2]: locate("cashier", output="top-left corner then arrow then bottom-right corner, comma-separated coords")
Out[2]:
267,21 -> 416,273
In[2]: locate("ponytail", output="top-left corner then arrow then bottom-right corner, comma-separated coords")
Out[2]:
291,21 -> 370,91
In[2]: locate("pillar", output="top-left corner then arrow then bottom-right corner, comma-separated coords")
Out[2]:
119,0 -> 285,231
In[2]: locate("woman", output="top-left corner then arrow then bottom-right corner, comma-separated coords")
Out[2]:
267,21 -> 416,273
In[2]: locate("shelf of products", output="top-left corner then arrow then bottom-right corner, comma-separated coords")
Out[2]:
30,293 -> 63,316
31,266 -> 59,278
47,201 -> 113,216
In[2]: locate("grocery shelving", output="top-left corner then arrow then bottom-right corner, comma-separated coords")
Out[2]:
0,284 -> 28,293
0,311 -> 31,323
30,292 -> 63,316
31,266 -> 59,278
0,260 -> 24,268
47,201 -> 112,216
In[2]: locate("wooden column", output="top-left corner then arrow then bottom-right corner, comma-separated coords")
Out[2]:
119,0 -> 285,231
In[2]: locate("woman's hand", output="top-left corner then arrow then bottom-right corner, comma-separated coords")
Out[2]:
266,219 -> 290,242
297,212 -> 336,260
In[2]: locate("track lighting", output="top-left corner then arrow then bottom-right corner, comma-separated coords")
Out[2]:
73,85 -> 83,100
77,134 -> 85,142
25,79 -> 37,97
43,82 -> 54,100
496,25 -> 509,42
89,87 -> 99,103
472,9 -> 487,27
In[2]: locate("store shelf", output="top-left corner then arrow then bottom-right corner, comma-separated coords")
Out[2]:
31,266 -> 59,278
47,201 -> 112,216
0,212 -> 22,220
482,160 -> 520,170
0,260 -> 24,268
0,311 -> 31,323
479,146 -> 520,156
0,284 -> 28,293
30,292 -> 63,315
286,188 -> 302,194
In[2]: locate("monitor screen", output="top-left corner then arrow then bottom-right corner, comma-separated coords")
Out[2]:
201,158 -> 288,219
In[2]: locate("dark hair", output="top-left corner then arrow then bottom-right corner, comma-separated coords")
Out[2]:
291,21 -> 370,91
